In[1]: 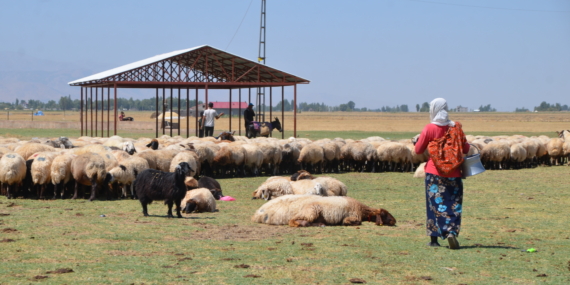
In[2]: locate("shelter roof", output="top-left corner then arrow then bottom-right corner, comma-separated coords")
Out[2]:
69,45 -> 309,89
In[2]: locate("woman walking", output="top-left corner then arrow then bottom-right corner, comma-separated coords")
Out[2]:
414,98 -> 470,249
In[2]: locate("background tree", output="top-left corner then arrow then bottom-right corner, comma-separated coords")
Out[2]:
347,101 -> 355,111
416,104 -> 420,112
420,102 -> 430,112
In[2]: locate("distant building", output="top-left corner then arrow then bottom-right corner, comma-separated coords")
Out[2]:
210,102 -> 249,116
455,106 -> 469,112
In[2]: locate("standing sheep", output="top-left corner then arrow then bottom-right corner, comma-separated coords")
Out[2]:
0,153 -> 27,199
71,152 -> 113,201
298,142 -> 324,173
50,152 -> 76,199
134,162 -> 192,218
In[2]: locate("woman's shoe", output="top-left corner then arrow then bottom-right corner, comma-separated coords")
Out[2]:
447,234 -> 460,249
427,242 -> 440,247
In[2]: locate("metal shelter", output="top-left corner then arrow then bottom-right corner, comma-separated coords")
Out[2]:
68,45 -> 309,138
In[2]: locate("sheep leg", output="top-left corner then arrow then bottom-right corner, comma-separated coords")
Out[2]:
140,200 -> 150,216
174,199 -> 183,218
166,200 -> 175,218
89,177 -> 98,201
38,184 -> 45,199
6,184 -> 12,199
288,205 -> 322,227
342,216 -> 362,226
72,181 -> 80,199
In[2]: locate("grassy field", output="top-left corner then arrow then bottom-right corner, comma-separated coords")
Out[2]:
1,166 -> 570,284
1,111 -> 570,283
1,110 -> 569,140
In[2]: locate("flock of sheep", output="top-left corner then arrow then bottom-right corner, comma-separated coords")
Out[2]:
0,130 -> 568,225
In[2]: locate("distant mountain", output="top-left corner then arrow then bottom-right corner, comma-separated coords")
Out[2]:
0,52 -> 146,103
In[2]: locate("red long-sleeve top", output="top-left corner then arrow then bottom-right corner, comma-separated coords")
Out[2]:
414,123 -> 470,178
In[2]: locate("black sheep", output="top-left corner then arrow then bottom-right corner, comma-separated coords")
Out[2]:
146,139 -> 159,150
197,176 -> 223,200
134,162 -> 192,218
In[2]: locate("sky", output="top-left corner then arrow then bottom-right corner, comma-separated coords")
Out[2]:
0,0 -> 569,111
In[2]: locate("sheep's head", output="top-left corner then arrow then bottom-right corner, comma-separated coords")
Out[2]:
123,141 -> 137,155
175,162 -> 192,177
313,183 -> 323,196
211,188 -> 223,200
182,200 -> 197,214
369,209 -> 396,226
146,139 -> 159,150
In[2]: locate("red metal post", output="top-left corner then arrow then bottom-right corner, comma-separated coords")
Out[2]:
195,88 -> 198,137
90,87 -> 93,137
170,88 -> 173,137
95,87 -> 98,137
80,87 -> 83,136
229,89 -> 232,132
100,87 -> 103,137
162,88 -> 165,135
177,88 -> 181,136
107,87 -> 110,137
186,88 -> 189,138
155,88 -> 158,138
294,84 -> 297,138
238,88 -> 241,136
113,84 -> 117,136
269,87 -> 272,137
281,86 -> 284,139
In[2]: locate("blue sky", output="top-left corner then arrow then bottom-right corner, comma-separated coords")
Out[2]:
1,0 -> 569,111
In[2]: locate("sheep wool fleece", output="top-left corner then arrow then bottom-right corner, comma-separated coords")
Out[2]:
425,173 -> 463,240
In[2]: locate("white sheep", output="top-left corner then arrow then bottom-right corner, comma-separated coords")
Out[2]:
71,152 -> 113,201
241,143 -> 264,176
252,176 -> 293,200
313,176 -> 348,196
180,188 -> 217,213
298,142 -> 324,173
0,153 -> 27,199
109,156 -> 150,199
169,150 -> 200,177
50,152 -> 76,199
30,151 -> 59,199
289,179 -> 325,196
251,195 -> 397,227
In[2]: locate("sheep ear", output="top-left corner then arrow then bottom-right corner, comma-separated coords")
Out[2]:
375,214 -> 383,226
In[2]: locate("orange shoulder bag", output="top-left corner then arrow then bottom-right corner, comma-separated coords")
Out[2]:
427,121 -> 466,176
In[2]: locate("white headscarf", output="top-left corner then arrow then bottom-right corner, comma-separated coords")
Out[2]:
429,98 -> 455,127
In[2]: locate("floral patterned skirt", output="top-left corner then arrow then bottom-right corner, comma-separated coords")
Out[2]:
425,173 -> 463,239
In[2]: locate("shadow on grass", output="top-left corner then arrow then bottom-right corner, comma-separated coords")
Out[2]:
458,245 -> 520,250
142,215 -> 216,220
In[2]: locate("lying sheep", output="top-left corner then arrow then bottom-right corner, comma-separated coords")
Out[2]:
0,153 -> 27,199
197,176 -> 224,199
252,176 -> 293,200
180,188 -> 217,213
313,176 -> 347,196
134,162 -> 192,218
290,179 -> 324,196
252,195 -> 397,227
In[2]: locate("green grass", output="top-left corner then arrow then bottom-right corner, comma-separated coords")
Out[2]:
1,167 -> 569,284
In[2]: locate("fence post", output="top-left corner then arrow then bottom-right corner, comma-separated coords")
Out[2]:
7,111 -> 9,121
32,111 -> 33,121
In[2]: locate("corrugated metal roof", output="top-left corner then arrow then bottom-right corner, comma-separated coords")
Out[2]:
68,45 -> 206,85
211,102 -> 249,109
68,45 -> 309,86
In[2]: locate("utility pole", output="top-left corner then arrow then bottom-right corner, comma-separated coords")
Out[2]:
257,0 -> 266,122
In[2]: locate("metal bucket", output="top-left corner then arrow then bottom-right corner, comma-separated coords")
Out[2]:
462,144 -> 486,178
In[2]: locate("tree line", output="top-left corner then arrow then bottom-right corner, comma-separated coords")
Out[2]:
3,97 -> 569,113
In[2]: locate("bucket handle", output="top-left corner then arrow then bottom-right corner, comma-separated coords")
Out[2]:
467,143 -> 480,155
